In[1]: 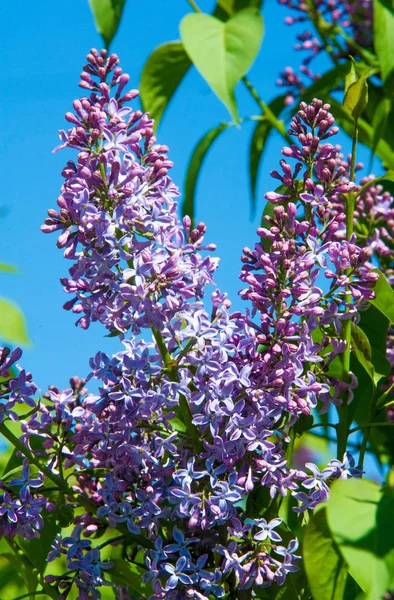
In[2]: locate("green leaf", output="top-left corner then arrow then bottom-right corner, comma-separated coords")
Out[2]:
303,507 -> 348,600
0,298 -> 30,346
343,65 -> 369,119
349,352 -> 374,426
358,305 -> 391,379
344,58 -> 358,97
0,263 -> 16,273
357,169 -> 394,196
371,97 -> 391,162
249,96 -> 286,213
180,8 -> 264,120
181,123 -> 232,223
168,416 -> 187,434
88,0 -> 126,49
140,42 -> 191,129
351,324 -> 387,385
217,0 -> 262,14
327,478 -> 394,600
109,559 -> 151,597
374,0 -> 394,83
369,268 -> 394,323
0,552 -> 36,596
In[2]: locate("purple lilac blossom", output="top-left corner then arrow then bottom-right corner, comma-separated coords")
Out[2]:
0,51 -> 381,599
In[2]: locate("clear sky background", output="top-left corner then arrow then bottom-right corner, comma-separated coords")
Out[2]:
0,0 -> 382,395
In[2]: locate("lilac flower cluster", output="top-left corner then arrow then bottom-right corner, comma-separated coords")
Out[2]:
276,0 -> 373,104
0,460 -> 49,540
41,49 -> 217,334
0,52 -> 381,600
0,347 -> 38,422
239,99 -> 377,418
327,166 -> 394,422
46,525 -> 114,599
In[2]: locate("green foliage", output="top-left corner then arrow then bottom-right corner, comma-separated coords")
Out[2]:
371,97 -> 392,160
88,0 -> 126,48
357,170 -> 394,196
180,9 -> 264,121
140,42 -> 191,129
303,507 -> 349,600
327,478 -> 394,600
358,305 -> 391,379
0,263 -> 16,273
351,324 -> 388,386
217,0 -> 263,14
374,0 -> 394,85
369,268 -> 394,323
109,554 -> 151,597
343,60 -> 369,120
0,297 -> 30,346
181,122 -> 232,223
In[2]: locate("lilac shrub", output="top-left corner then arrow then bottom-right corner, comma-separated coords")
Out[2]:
0,50 -> 386,599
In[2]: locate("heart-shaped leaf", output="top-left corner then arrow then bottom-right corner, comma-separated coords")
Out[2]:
180,8 -> 264,120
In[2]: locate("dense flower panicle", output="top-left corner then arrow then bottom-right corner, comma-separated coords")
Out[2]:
42,49 -> 218,334
239,99 -> 377,419
276,0 -> 373,103
0,53 -> 382,600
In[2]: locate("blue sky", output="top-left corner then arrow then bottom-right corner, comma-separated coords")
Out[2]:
0,0 -> 382,395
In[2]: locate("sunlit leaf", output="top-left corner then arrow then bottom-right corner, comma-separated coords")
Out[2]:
218,0 -> 262,14
357,170 -> 394,196
88,0 -> 126,48
0,298 -> 30,346
0,263 -> 16,273
180,9 -> 264,120
371,97 -> 391,162
109,558 -> 151,597
343,60 -> 369,119
351,324 -> 388,386
369,268 -> 394,323
327,478 -> 394,599
140,42 -> 191,129
374,0 -> 394,84
303,507 -> 348,600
